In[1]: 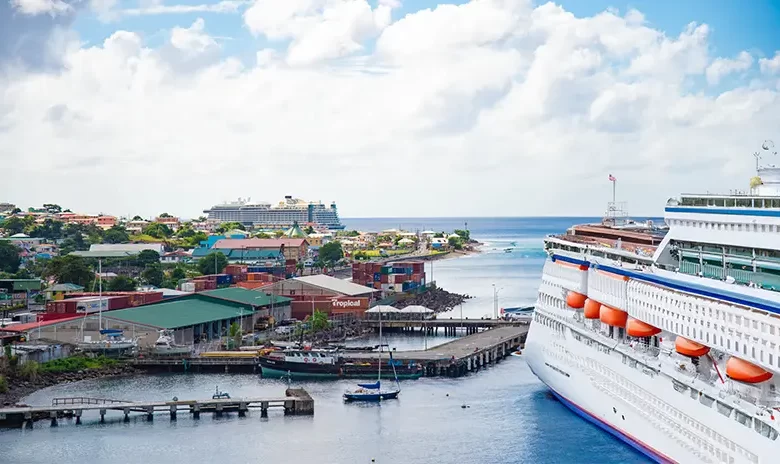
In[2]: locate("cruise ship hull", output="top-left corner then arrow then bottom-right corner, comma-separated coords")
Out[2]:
524,325 -> 683,463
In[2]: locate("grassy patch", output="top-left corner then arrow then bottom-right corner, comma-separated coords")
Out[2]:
40,356 -> 119,374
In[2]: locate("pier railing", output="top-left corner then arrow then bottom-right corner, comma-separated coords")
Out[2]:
52,397 -> 131,406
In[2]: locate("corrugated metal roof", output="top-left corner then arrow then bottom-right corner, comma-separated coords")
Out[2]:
3,316 -> 83,333
225,249 -> 282,259
211,238 -> 307,249
70,250 -> 138,258
103,299 -> 254,329
90,243 -> 165,253
293,275 -> 375,296
200,288 -> 291,307
0,279 -> 43,291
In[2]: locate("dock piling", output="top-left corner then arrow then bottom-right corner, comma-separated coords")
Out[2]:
75,410 -> 82,425
99,409 -> 106,422
169,405 -> 177,420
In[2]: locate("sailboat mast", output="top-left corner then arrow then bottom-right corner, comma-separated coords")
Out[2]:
378,306 -> 382,382
98,258 -> 102,332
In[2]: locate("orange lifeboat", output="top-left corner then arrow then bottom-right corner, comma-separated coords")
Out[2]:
626,318 -> 661,338
726,357 -> 773,383
599,305 -> 627,328
583,298 -> 601,319
566,291 -> 587,309
674,337 -> 710,357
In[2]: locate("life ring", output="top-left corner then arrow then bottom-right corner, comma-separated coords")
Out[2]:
304,358 -> 309,363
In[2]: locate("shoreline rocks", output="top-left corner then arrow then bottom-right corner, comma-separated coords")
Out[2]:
1,364 -> 139,407
395,287 -> 472,313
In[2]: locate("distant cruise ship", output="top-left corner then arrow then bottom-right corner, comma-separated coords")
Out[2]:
203,196 -> 344,229
525,141 -> 780,463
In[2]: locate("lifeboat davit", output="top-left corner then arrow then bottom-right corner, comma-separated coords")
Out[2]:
726,357 -> 773,383
583,298 -> 600,319
566,291 -> 587,309
599,305 -> 627,328
674,337 -> 710,357
626,318 -> 661,338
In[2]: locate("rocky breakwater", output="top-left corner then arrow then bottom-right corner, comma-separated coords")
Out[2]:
1,362 -> 138,408
396,287 -> 472,313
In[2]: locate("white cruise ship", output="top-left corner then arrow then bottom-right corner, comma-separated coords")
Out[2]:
525,142 -> 780,464
203,195 -> 344,229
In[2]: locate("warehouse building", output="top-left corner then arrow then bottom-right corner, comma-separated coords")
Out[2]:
262,275 -> 376,321
8,291 -> 290,347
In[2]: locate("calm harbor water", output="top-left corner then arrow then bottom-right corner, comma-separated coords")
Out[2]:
0,218 -> 652,464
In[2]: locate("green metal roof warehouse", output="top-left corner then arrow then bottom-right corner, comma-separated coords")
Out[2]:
104,296 -> 255,330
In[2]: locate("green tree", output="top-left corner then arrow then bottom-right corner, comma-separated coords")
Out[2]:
216,222 -> 245,233
228,322 -> 242,348
170,266 -> 187,281
448,236 -> 463,250
45,255 -> 93,287
0,217 -> 26,235
304,226 -> 315,234
158,212 -> 172,218
198,252 -> 227,275
273,230 -> 285,238
131,215 -> 144,221
454,229 -> 470,241
136,250 -> 160,267
29,219 -> 63,240
309,310 -> 330,333
319,241 -> 344,265
142,222 -> 172,239
141,263 -> 164,287
103,225 -> 130,244
107,275 -> 137,291
42,204 -> 62,214
254,232 -> 272,239
0,241 -> 21,274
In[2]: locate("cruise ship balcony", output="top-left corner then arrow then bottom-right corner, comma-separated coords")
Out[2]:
679,261 -> 780,292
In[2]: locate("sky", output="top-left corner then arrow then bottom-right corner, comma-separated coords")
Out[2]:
1,0 -> 779,219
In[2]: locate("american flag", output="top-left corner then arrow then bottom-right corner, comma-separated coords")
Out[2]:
608,174 -> 616,182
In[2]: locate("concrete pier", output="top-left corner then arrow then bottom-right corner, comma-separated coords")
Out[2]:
344,325 -> 528,378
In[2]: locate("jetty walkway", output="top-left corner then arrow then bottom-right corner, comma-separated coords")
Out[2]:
0,388 -> 313,428
131,325 -> 529,378
362,318 -> 526,335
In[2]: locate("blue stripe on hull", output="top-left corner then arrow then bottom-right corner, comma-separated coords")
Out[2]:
665,206 -> 780,217
547,389 -> 673,464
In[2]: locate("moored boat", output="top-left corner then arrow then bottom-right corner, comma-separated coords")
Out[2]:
150,330 -> 191,356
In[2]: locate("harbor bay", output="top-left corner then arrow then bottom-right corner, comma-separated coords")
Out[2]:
0,218 -> 650,464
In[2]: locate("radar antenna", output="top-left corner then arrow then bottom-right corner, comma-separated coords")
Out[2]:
762,140 -> 777,169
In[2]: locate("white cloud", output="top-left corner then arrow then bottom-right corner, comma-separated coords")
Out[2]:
1,1 -> 779,219
759,51 -> 780,75
244,0 -> 399,65
10,0 -> 72,16
705,51 -> 753,85
118,0 -> 246,17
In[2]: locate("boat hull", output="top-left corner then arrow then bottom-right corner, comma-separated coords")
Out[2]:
343,390 -> 400,402
150,347 -> 192,356
258,357 -> 424,380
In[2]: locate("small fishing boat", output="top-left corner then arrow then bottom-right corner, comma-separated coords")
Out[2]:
212,386 -> 230,399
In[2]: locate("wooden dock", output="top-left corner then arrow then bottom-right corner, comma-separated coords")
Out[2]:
0,388 -> 313,428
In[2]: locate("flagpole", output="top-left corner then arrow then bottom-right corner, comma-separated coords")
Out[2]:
612,179 -> 616,203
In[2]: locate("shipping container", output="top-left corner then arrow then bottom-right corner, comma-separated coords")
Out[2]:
216,274 -> 231,286
181,282 -> 196,293
380,266 -> 392,275
108,295 -> 131,310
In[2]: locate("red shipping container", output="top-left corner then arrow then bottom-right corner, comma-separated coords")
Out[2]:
380,274 -> 389,284
108,295 -> 131,310
204,280 -> 217,290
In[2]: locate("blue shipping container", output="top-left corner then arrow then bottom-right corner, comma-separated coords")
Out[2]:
392,268 -> 406,274
374,273 -> 381,282
216,274 -> 231,285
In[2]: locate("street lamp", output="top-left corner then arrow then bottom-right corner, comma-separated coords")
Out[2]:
492,284 -> 503,320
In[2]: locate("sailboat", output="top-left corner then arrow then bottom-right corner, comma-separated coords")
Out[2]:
76,259 -> 137,355
343,305 -> 401,402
